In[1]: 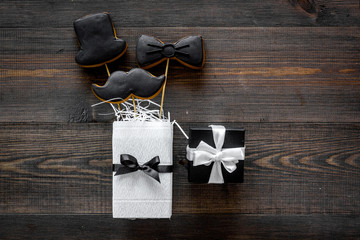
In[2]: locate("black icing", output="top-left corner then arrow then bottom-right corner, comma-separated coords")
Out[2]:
73,13 -> 127,67
136,35 -> 205,69
162,44 -> 176,58
91,68 -> 165,103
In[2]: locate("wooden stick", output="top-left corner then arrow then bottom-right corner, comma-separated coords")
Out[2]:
132,96 -> 137,114
159,59 -> 170,118
105,64 -> 110,77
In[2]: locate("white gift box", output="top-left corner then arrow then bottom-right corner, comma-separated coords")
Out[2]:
112,120 -> 173,218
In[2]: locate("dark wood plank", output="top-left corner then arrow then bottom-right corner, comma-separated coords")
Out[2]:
0,123 -> 359,214
1,0 -> 359,238
0,214 -> 359,240
1,27 -> 359,123
1,0 -> 359,28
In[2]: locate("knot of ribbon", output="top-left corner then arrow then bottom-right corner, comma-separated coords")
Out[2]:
186,125 -> 245,184
136,35 -> 205,69
113,154 -> 173,183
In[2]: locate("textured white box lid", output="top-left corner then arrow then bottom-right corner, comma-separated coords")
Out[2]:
112,121 -> 173,218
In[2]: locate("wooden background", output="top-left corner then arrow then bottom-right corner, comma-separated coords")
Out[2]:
1,0 -> 359,239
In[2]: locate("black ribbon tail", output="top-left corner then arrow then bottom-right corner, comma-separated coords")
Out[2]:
141,167 -> 161,183
141,156 -> 161,183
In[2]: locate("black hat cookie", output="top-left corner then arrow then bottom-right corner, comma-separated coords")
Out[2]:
74,12 -> 127,68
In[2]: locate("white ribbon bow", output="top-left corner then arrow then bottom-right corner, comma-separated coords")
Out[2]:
186,125 -> 245,184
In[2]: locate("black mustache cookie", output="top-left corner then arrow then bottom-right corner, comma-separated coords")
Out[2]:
91,68 -> 166,103
136,35 -> 205,70
74,12 -> 127,68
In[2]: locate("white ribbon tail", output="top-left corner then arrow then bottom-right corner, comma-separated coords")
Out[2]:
208,161 -> 224,184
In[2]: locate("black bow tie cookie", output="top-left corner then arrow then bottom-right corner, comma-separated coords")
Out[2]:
136,35 -> 205,69
74,13 -> 127,68
135,35 -> 205,116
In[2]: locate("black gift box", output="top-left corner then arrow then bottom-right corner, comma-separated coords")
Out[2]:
188,127 -> 245,183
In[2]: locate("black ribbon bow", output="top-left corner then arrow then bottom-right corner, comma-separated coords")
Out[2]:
113,154 -> 173,183
136,35 -> 205,70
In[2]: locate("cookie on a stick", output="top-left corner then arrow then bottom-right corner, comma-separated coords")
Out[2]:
136,35 -> 205,117
74,13 -> 127,73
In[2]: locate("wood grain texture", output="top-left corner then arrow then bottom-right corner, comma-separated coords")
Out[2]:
1,0 -> 359,28
1,0 -> 360,238
1,27 -> 359,123
0,123 -> 359,214
0,214 -> 359,240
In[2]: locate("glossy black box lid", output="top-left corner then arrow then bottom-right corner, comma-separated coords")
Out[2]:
188,127 -> 245,183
